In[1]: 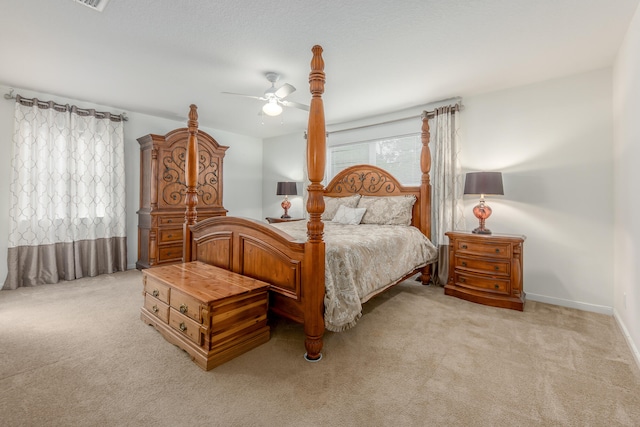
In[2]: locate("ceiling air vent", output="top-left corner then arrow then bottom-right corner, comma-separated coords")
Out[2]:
72,0 -> 110,12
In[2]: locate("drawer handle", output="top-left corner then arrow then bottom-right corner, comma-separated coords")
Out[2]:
461,262 -> 467,267
494,284 -> 500,289
152,305 -> 158,313
179,322 -> 187,332
167,219 -> 173,223
461,244 -> 468,249
495,249 -> 500,253
495,266 -> 500,270
152,289 -> 159,297
167,234 -> 172,239
179,303 -> 188,314
459,278 -> 466,283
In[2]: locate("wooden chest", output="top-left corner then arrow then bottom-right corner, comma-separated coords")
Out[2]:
140,261 -> 270,370
445,231 -> 526,311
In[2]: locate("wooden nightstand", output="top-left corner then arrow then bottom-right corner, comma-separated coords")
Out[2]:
445,231 -> 525,311
265,217 -> 304,224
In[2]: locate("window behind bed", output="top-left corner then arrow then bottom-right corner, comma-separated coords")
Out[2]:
326,133 -> 422,186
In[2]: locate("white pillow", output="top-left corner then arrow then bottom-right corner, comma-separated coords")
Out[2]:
331,205 -> 367,225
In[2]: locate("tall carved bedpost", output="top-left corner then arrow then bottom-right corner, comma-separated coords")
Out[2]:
418,113 -> 432,284
183,104 -> 199,263
303,45 -> 326,361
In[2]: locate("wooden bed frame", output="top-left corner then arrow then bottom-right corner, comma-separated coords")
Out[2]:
180,45 -> 432,361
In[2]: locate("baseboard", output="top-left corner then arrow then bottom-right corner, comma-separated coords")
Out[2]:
127,263 -> 137,270
526,293 -> 613,315
613,309 -> 640,371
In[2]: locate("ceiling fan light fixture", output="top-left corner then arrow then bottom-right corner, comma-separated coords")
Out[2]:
262,99 -> 283,116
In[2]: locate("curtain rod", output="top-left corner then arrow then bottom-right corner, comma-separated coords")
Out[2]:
326,100 -> 461,136
3,88 -> 128,122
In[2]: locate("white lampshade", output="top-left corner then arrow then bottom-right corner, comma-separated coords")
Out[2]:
262,99 -> 283,116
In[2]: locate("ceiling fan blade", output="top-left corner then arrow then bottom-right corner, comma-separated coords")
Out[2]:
280,100 -> 309,111
275,83 -> 296,99
221,91 -> 265,101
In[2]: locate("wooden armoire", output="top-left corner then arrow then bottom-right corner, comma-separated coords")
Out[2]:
136,128 -> 228,269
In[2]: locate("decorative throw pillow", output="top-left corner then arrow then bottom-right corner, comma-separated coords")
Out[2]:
322,194 -> 361,221
357,195 -> 417,225
331,205 -> 367,225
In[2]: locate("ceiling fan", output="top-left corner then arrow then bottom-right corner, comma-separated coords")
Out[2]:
222,72 -> 310,117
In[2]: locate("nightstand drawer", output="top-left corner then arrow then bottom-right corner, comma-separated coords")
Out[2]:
455,256 -> 510,276
455,272 -> 510,294
456,240 -> 511,259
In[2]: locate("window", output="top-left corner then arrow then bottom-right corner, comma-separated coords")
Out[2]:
327,134 -> 422,185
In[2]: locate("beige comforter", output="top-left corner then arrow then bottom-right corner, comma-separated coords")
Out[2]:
271,221 -> 438,332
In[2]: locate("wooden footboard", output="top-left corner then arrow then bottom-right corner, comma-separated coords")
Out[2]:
189,217 -> 308,323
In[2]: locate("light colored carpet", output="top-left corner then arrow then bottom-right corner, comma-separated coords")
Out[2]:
0,269 -> 638,427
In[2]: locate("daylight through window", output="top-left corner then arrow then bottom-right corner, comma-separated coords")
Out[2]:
327,134 -> 422,185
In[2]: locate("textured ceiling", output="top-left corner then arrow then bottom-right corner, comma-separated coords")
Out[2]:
1,0 -> 638,139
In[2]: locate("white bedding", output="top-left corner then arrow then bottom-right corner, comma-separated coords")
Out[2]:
271,221 -> 438,332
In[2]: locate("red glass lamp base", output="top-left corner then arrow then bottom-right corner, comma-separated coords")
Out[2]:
472,200 -> 492,235
281,197 -> 291,219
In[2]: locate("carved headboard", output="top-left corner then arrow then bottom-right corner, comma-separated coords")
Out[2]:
324,164 -> 426,234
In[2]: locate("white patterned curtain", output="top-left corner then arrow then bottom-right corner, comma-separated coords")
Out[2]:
430,106 -> 464,285
3,96 -> 127,289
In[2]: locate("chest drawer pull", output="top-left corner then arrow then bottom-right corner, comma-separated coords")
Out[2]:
179,322 -> 187,332
495,248 -> 500,253
152,305 -> 159,313
494,284 -> 499,289
495,266 -> 500,270
459,277 -> 466,283
179,304 -> 188,314
152,289 -> 159,297
461,244 -> 468,249
461,261 -> 467,267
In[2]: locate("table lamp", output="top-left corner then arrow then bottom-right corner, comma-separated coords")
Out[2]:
276,181 -> 297,218
463,172 -> 504,235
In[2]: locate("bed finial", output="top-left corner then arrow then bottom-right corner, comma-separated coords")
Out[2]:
188,104 -> 198,133
309,45 -> 325,97
304,44 -> 326,362
183,104 -> 199,262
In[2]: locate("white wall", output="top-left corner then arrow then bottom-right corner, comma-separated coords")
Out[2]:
613,3 -> 640,365
262,132 -> 307,220
263,70 -> 615,315
462,69 -> 615,313
0,84 -> 263,280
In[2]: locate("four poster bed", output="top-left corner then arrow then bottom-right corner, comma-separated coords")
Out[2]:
180,45 -> 437,361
